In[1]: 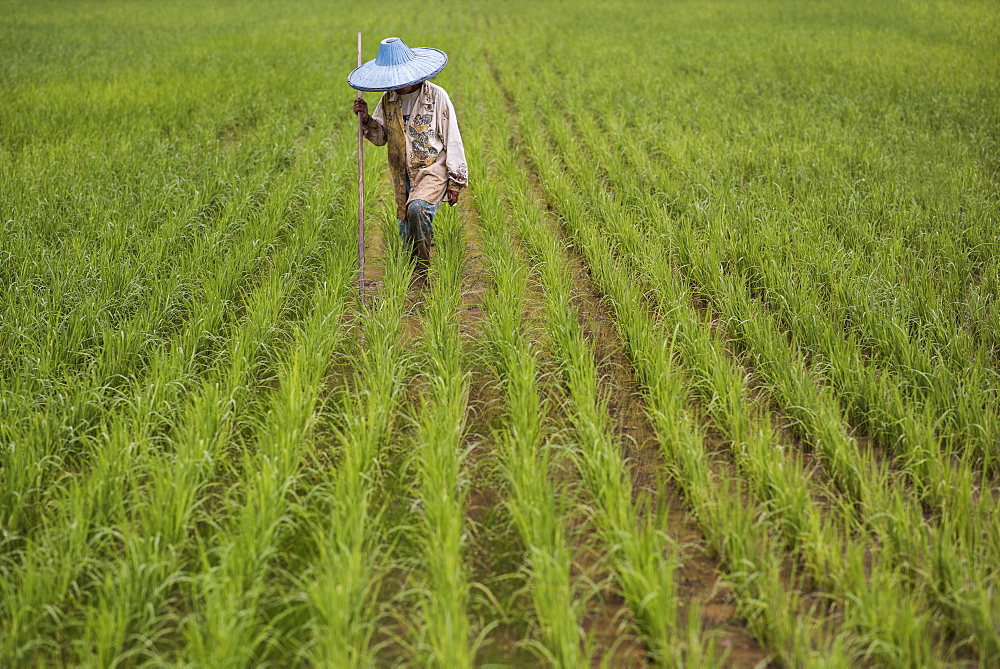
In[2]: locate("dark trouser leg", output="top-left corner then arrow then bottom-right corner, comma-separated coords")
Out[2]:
412,238 -> 431,274
402,199 -> 439,275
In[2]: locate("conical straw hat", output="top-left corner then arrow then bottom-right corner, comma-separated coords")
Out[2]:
348,37 -> 448,91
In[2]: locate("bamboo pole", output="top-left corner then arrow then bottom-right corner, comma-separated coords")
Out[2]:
356,32 -> 365,301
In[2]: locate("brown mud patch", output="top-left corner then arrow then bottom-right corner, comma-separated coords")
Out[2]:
572,539 -> 650,667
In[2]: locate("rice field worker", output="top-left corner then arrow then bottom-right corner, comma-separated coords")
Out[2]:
350,37 -> 468,275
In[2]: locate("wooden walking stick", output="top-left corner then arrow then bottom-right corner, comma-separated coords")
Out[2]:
356,32 -> 365,301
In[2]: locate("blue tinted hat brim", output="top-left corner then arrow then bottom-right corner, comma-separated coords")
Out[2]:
348,47 -> 448,91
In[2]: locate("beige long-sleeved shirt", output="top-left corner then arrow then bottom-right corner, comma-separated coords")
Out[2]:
361,81 -> 468,219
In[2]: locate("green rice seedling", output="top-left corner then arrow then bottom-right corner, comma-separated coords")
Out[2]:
305,208 -> 414,667
168,130 -> 364,665
754,231 -> 998,474
502,56 -> 963,663
486,81 -> 838,664
0,128 -> 342,666
543,0 -> 999,596
0,147 -> 287,543
577,107 -> 999,661
0,116 -> 325,532
180,252 -> 353,666
473,75 -> 686,665
1,241 -> 306,664
488,0 -> 999,482
640,327 -> 839,666
70,139 -> 358,665
463,73 -> 585,665
671,218 -> 1000,659
553,77 -> 998,662
636,139 -> 997,504
403,202 -> 474,666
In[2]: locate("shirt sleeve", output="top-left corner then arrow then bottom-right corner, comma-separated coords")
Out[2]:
441,92 -> 468,190
362,95 -> 387,146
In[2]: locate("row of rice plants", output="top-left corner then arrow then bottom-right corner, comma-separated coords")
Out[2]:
491,0 -> 999,477
1,0 -> 368,544
558,204 -> 843,664
621,121 -> 1000,486
474,60 -> 700,664
0,124 -> 355,664
482,58 -> 852,664
174,140 -> 358,665
89,154 -> 355,662
303,209 -> 413,666
564,39 -> 1000,648
462,73 -> 584,665
0,140 -> 296,543
567,89 -> 999,660
715,181 -> 999,435
651,156 -> 999,663
497,54 -> 976,663
94,230 -> 351,664
522,59 -> 995,662
406,205 -> 473,665
2,147 -> 236,393
732,222 -> 1000,473
727,232 -> 995,499
658,180 -> 991,497
659,188 -> 1000,660
551,2 -> 1000,476
679,156 -> 999,428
